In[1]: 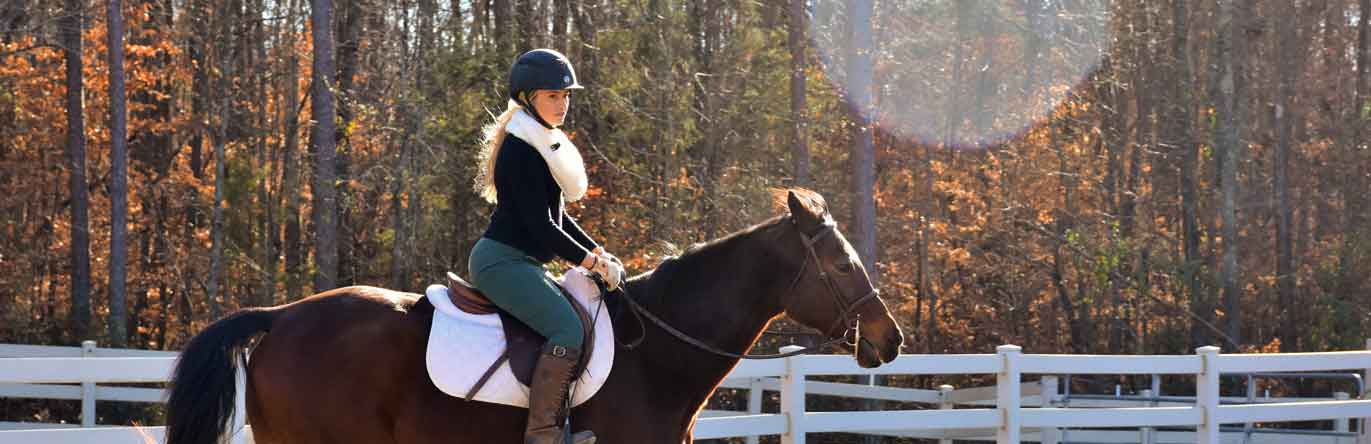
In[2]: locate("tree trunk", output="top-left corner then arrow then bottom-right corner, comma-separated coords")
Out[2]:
334,0 -> 361,287
493,0 -> 511,58
571,0 -> 596,106
689,0 -> 723,239
789,0 -> 808,187
448,0 -> 466,52
187,0 -> 208,180
1053,247 -> 1088,354
1274,0 -> 1297,352
107,0 -> 129,347
848,0 -> 877,284
154,194 -> 170,347
551,0 -> 567,53
283,0 -> 304,301
1347,0 -> 1371,337
62,0 -> 91,340
1215,0 -> 1250,351
206,0 -> 236,321
1122,3 -> 1150,240
311,0 -> 339,292
255,0 -> 276,307
471,0 -> 486,51
0,0 -> 31,44
915,124 -> 933,350
1169,0 -> 1206,349
392,0 -> 436,290
516,0 -> 534,49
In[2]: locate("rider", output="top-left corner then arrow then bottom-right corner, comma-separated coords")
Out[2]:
470,48 -> 623,444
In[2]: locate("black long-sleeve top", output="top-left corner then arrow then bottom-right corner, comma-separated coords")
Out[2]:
481,134 -> 599,265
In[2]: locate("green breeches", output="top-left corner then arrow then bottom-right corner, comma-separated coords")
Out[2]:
468,237 -> 585,349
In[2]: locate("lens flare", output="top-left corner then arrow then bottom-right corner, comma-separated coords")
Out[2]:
809,0 -> 1112,149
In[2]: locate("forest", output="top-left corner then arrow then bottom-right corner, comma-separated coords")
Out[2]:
2,0 -> 1371,428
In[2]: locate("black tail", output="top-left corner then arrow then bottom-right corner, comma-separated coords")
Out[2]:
165,307 -> 276,444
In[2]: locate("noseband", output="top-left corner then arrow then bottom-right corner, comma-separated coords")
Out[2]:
613,217 -> 882,360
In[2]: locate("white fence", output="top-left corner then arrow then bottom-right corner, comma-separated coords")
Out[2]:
700,344 -> 1371,444
0,341 -> 251,444
4,341 -> 1371,443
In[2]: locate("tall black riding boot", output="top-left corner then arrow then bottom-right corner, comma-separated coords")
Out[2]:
525,344 -> 596,444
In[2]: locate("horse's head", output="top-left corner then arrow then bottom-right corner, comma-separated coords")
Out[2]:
774,190 -> 904,368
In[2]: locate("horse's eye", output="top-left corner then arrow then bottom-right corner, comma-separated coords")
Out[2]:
836,261 -> 855,274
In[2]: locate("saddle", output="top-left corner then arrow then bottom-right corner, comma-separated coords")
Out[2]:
442,272 -> 597,394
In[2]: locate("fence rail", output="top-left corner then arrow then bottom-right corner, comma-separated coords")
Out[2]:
0,341 -> 250,444
4,341 -> 1371,443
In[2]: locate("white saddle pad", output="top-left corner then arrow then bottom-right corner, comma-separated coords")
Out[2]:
424,268 -> 615,408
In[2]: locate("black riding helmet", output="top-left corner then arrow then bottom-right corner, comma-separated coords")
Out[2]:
509,48 -> 583,129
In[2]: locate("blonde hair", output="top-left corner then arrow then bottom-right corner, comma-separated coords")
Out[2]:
475,99 -> 525,203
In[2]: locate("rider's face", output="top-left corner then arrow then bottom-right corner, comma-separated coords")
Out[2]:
530,89 -> 571,127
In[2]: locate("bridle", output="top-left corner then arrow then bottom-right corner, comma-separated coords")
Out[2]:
610,216 -> 882,360
785,218 -> 882,341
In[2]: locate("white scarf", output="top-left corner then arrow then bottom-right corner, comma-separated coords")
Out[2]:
504,107 -> 588,202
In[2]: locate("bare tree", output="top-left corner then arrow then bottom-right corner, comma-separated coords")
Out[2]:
1214,0 -> 1251,350
253,0 -> 276,307
107,0 -> 129,346
63,0 -> 92,339
206,0 -> 239,320
311,0 -> 339,292
1344,0 -> 1371,326
334,0 -> 361,287
848,0 -> 876,282
1171,0 -> 1207,349
1274,0 -> 1297,352
282,0 -> 304,301
551,0 -> 567,53
688,0 -> 724,239
494,0 -> 511,57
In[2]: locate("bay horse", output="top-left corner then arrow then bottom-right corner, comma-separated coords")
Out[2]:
164,189 -> 904,444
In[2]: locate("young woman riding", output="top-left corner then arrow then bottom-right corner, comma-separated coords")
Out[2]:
469,48 -> 623,444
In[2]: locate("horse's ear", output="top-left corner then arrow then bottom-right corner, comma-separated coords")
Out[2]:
787,190 -> 820,225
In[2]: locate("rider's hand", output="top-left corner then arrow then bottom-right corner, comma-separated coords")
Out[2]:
591,252 -> 623,291
601,250 -> 623,267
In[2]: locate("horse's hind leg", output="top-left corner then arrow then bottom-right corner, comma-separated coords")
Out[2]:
245,335 -> 299,444
245,380 -> 283,444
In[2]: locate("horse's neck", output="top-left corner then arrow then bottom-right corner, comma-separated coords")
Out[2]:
625,221 -> 793,401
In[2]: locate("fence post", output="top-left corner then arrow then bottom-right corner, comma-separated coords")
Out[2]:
1040,376 -> 1061,444
996,345 -> 1022,444
1362,339 -> 1371,444
1149,374 -> 1161,444
781,347 -> 806,444
1196,346 -> 1221,444
747,377 -> 765,444
1337,392 -> 1351,438
230,348 -> 248,444
80,340 -> 96,427
1139,389 -> 1155,444
939,384 -> 955,444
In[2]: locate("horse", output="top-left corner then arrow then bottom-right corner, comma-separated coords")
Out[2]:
164,189 -> 904,444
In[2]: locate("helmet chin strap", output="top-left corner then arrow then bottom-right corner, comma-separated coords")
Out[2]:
515,95 -> 557,130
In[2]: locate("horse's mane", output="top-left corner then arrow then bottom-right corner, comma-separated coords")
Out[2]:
647,214 -> 786,283
633,188 -> 828,295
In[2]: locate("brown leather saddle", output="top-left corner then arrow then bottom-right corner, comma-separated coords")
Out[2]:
441,271 -> 597,397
